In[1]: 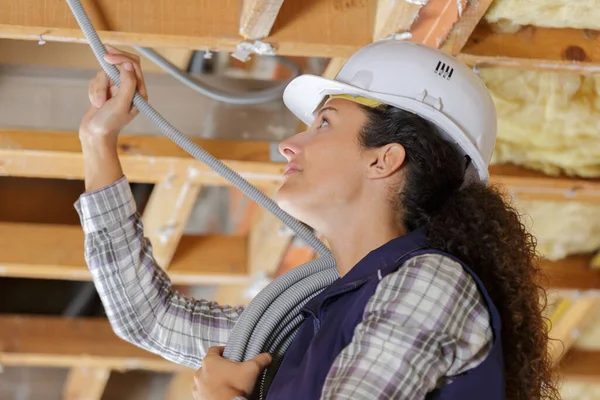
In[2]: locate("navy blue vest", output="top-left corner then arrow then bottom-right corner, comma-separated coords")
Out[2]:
266,229 -> 505,399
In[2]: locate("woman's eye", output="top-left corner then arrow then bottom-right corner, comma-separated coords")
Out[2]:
319,118 -> 329,129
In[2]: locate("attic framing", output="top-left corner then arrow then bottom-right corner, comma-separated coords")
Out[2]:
0,0 -> 599,398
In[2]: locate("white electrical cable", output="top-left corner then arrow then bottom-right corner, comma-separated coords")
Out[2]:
64,1 -> 340,399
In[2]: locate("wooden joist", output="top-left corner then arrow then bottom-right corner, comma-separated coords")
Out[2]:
0,315 -> 187,372
239,0 -> 285,41
2,130 -> 599,204
372,0 -> 425,42
0,222 -> 248,284
489,164 -> 600,204
0,129 -> 284,189
0,0 -> 373,59
440,0 -> 495,55
63,367 -> 110,400
0,314 -> 597,381
548,297 -> 599,364
561,349 -> 600,384
142,177 -> 203,269
460,23 -> 600,74
541,255 -> 600,291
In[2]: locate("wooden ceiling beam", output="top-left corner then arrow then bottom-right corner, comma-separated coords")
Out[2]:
63,367 -> 110,400
560,349 -> 600,383
2,314 -> 598,380
0,129 -> 284,190
459,23 -> 600,74
439,0 -> 495,55
3,130 -> 600,204
142,177 -> 202,269
0,0 -> 374,59
490,164 -> 600,204
372,0 -> 426,42
0,315 -> 187,372
239,0 -> 285,41
0,222 -> 249,285
547,297 -> 599,365
542,255 -> 600,291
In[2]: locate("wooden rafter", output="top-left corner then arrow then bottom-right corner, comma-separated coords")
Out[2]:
0,0 -> 374,59
142,177 -> 202,269
561,349 -> 600,383
0,222 -> 248,284
0,129 -> 283,190
372,0 -> 426,42
0,315 -> 187,372
63,367 -> 110,400
547,297 -> 599,364
239,0 -> 285,40
2,130 -> 599,204
439,0 -> 495,55
459,24 -> 600,74
541,254 -> 600,291
0,314 -> 597,381
489,164 -> 600,204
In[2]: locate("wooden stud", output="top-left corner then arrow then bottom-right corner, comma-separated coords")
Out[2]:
0,222 -> 249,284
440,0 -> 495,55
63,367 -> 111,400
0,315 -> 187,372
548,297 -> 599,364
460,24 -> 600,74
239,0 -> 285,40
373,0 -> 426,42
0,0 -> 374,59
142,177 -> 202,269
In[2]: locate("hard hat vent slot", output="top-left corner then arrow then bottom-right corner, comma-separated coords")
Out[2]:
435,61 -> 454,80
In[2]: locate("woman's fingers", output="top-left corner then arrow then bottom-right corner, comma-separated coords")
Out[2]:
103,52 -> 148,100
88,70 -> 110,108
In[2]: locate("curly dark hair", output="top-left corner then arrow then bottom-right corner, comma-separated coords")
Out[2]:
359,104 -> 560,400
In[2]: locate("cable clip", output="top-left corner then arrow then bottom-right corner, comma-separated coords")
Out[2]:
38,34 -> 46,45
231,40 -> 277,63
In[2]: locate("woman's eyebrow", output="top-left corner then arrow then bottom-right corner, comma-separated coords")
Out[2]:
316,106 -> 338,117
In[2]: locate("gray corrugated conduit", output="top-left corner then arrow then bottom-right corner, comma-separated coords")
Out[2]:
65,1 -> 340,398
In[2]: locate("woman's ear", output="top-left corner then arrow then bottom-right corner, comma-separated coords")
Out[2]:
365,143 -> 406,180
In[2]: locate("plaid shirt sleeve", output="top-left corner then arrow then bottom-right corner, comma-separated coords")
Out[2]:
321,253 -> 493,399
74,176 -> 243,369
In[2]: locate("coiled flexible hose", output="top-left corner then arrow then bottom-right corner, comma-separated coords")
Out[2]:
64,1 -> 340,398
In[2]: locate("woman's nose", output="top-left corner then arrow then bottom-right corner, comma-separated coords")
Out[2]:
278,133 -> 303,160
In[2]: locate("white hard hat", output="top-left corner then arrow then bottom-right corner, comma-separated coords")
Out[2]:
282,40 -> 497,184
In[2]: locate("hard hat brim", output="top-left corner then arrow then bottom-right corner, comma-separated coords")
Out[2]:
283,74 -> 489,184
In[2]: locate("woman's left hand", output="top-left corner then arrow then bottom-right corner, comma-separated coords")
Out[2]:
193,346 -> 272,400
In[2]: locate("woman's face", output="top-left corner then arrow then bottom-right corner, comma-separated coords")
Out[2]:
275,98 -> 369,225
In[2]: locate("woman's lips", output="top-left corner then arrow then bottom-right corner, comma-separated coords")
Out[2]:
284,164 -> 302,176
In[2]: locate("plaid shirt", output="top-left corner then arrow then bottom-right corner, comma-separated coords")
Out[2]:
74,176 -> 492,400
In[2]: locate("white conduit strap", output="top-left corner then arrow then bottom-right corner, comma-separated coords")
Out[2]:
65,1 -> 340,399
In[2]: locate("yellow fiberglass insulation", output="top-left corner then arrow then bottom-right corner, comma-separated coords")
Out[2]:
478,68 -> 600,177
484,0 -> 600,30
514,199 -> 600,261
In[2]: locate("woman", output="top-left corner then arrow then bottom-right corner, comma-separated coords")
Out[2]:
75,40 -> 559,399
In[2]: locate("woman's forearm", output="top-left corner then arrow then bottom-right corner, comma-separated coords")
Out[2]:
80,134 -> 124,192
